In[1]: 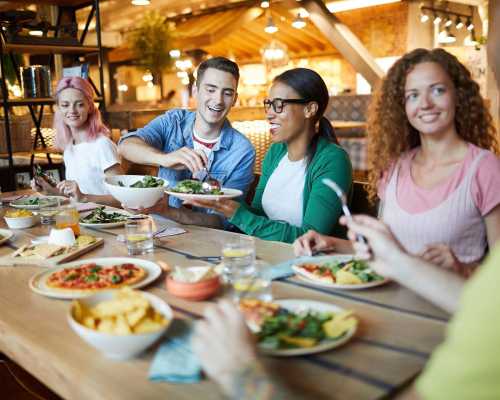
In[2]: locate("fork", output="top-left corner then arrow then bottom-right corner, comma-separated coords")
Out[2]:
322,178 -> 367,244
201,167 -> 221,192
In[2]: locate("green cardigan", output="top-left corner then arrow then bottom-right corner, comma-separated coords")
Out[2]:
229,136 -> 352,243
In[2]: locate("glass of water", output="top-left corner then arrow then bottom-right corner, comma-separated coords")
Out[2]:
221,235 -> 255,283
231,260 -> 272,302
125,215 -> 154,255
38,198 -> 60,225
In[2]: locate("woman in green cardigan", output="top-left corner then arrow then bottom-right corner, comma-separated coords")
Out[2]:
188,68 -> 352,243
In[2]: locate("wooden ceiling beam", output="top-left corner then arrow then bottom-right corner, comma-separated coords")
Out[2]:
237,48 -> 341,64
231,28 -> 264,48
174,7 -> 263,51
296,0 -> 383,86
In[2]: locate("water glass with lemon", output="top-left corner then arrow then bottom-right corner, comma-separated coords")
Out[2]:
231,260 -> 272,302
125,215 -> 154,255
221,236 -> 255,283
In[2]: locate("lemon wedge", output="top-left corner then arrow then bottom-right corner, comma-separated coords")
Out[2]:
127,234 -> 149,242
222,249 -> 253,258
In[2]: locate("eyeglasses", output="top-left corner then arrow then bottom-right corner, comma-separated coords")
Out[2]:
263,98 -> 310,113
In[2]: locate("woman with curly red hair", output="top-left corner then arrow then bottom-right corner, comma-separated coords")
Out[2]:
295,48 -> 500,276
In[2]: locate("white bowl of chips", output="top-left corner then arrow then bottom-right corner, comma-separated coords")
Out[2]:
104,175 -> 168,209
4,210 -> 39,229
68,288 -> 173,360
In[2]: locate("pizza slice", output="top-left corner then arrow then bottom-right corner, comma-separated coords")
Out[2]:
292,263 -> 336,284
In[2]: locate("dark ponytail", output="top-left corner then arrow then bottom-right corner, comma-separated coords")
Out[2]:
319,116 -> 338,144
273,68 -> 338,164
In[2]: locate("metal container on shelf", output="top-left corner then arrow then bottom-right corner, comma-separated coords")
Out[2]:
20,65 -> 52,98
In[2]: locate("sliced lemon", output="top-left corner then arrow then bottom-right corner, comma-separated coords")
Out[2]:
222,249 -> 253,258
127,234 -> 149,242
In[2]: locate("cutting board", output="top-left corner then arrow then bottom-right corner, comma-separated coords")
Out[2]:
0,237 -> 104,267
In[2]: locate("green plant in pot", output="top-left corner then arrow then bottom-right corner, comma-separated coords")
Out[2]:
129,10 -> 173,100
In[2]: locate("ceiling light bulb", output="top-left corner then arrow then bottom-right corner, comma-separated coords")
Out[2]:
169,49 -> 181,58
29,30 -> 43,36
433,14 -> 442,25
455,16 -> 464,29
438,27 -> 456,44
260,1 -> 270,8
444,17 -> 453,27
466,18 -> 474,31
464,30 -> 477,46
292,14 -> 306,29
264,16 -> 278,34
420,13 -> 429,23
131,0 -> 150,5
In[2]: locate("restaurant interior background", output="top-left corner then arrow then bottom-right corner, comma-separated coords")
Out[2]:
0,0 -> 499,190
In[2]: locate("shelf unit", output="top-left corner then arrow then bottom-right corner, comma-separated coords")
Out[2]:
0,0 -> 105,191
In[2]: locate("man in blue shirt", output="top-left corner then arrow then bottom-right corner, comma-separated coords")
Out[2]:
119,57 -> 255,228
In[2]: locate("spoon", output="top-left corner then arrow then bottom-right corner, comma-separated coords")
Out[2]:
322,178 -> 367,244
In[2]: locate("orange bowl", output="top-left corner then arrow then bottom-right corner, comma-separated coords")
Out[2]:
166,274 -> 221,301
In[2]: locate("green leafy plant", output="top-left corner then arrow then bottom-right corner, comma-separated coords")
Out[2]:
129,10 -> 173,99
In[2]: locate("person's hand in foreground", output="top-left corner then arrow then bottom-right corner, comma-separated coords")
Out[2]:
340,215 -> 405,280
342,215 -> 465,313
184,198 -> 240,218
192,299 -> 258,396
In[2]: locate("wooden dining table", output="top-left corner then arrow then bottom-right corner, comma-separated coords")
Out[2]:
0,191 -> 449,400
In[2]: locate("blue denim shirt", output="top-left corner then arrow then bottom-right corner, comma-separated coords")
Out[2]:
120,109 -> 256,227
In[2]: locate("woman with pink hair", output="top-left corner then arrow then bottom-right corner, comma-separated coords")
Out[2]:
32,76 -> 122,205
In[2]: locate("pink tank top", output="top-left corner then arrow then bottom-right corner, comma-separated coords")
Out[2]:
381,150 -> 488,263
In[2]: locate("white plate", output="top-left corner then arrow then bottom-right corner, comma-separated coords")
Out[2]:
10,195 -> 66,210
79,209 -> 131,229
29,257 -> 162,299
165,188 -> 243,201
259,299 -> 357,357
0,228 -> 14,245
291,255 -> 390,290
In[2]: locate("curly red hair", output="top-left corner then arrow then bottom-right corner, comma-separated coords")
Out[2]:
366,48 -> 498,203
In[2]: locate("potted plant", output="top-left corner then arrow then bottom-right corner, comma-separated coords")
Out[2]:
129,10 -> 173,100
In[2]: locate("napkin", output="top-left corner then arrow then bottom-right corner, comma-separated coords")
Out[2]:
149,319 -> 202,383
261,258 -> 302,281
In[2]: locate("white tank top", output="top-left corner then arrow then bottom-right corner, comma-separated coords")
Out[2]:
381,150 -> 488,263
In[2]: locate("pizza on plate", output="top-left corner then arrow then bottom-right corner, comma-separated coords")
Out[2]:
45,262 -> 148,291
292,259 -> 384,285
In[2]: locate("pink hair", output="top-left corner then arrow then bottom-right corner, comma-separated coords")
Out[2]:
53,76 -> 109,150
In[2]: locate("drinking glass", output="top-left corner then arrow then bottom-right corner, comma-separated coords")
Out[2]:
231,261 -> 272,302
55,204 -> 80,236
221,235 -> 255,283
125,215 -> 154,255
38,198 -> 60,225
